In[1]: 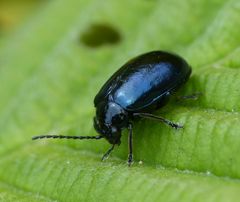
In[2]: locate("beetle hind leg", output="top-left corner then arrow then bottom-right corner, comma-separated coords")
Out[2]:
133,112 -> 183,129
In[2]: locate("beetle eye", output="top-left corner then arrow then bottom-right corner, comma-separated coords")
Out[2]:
94,117 -> 107,134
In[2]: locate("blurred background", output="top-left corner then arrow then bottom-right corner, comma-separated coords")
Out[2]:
0,0 -> 42,34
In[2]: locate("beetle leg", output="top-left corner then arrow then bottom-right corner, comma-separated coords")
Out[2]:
102,144 -> 115,161
133,112 -> 183,129
127,123 -> 133,166
177,92 -> 202,100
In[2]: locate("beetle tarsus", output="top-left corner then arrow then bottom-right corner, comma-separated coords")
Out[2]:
101,145 -> 115,161
127,154 -> 133,166
170,122 -> 183,129
177,92 -> 202,100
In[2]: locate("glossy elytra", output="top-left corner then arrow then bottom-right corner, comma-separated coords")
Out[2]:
33,51 -> 193,166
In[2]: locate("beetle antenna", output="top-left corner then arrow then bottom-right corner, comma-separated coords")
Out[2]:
32,135 -> 103,140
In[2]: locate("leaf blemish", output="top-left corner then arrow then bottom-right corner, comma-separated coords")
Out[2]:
80,23 -> 121,48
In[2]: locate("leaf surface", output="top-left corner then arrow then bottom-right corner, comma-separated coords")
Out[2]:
0,0 -> 240,201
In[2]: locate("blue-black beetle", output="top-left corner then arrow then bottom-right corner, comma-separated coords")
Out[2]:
33,51 -> 192,165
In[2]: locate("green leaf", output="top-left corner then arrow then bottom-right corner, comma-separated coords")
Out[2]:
0,0 -> 240,201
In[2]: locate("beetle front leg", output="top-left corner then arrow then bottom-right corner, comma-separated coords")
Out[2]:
134,112 -> 183,129
127,123 -> 133,166
102,144 -> 115,161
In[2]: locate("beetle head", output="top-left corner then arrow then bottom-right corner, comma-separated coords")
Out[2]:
94,101 -> 128,145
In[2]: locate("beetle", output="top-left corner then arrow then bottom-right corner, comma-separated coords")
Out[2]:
33,51 -> 192,166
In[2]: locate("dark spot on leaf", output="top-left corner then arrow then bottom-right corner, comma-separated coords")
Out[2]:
81,24 -> 121,48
